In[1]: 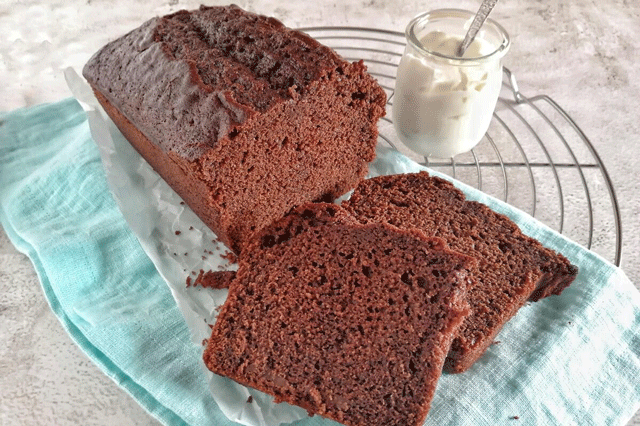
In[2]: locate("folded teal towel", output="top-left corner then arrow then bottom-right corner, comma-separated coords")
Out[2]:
1,98 -> 639,426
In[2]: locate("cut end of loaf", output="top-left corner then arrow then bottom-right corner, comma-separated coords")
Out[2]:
83,4 -> 386,255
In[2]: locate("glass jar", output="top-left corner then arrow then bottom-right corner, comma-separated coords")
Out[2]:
393,9 -> 510,158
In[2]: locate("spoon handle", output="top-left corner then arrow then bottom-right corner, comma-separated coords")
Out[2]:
457,0 -> 499,57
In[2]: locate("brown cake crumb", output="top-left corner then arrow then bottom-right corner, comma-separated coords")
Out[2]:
246,396 -> 253,404
221,250 -> 238,264
192,269 -> 237,289
175,230 -> 181,235
204,203 -> 475,426
343,171 -> 578,373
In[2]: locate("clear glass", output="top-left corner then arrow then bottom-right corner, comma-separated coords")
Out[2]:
393,9 -> 510,158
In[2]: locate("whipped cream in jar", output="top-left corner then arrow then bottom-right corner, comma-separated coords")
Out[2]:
393,9 -> 510,158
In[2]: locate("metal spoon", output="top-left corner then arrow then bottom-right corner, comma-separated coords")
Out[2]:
457,0 -> 499,57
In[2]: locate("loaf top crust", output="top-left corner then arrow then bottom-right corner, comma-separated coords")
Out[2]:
83,5 -> 347,160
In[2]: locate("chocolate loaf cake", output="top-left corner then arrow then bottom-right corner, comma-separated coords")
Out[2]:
83,5 -> 386,253
203,203 -> 475,426
342,172 -> 578,373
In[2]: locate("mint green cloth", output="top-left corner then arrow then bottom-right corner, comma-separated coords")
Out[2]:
1,98 -> 639,426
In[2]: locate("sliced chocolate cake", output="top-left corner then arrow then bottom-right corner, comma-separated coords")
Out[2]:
204,203 -> 475,426
343,172 -> 578,373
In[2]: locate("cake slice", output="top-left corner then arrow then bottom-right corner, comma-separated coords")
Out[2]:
203,203 -> 475,426
342,172 -> 578,373
83,5 -> 386,253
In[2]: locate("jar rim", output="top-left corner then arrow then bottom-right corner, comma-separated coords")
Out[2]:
405,8 -> 510,63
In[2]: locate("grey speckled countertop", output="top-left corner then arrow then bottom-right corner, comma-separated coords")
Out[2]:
1,0 -> 639,425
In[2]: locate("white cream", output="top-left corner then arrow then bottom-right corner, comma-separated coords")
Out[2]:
393,30 -> 504,158
421,30 -> 488,58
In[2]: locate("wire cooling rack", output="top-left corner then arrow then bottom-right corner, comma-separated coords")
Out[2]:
299,27 -> 622,266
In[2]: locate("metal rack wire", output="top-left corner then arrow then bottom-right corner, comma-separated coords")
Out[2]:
300,26 -> 622,266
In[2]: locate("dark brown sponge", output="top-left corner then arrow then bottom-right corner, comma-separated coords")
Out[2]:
203,203 -> 475,426
342,172 -> 578,373
83,5 -> 386,253
188,270 -> 236,289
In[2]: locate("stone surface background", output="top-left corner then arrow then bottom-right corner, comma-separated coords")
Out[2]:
1,0 -> 638,425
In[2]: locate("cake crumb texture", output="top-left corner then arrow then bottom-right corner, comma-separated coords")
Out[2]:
343,171 -> 578,373
187,269 -> 236,289
204,203 -> 475,426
